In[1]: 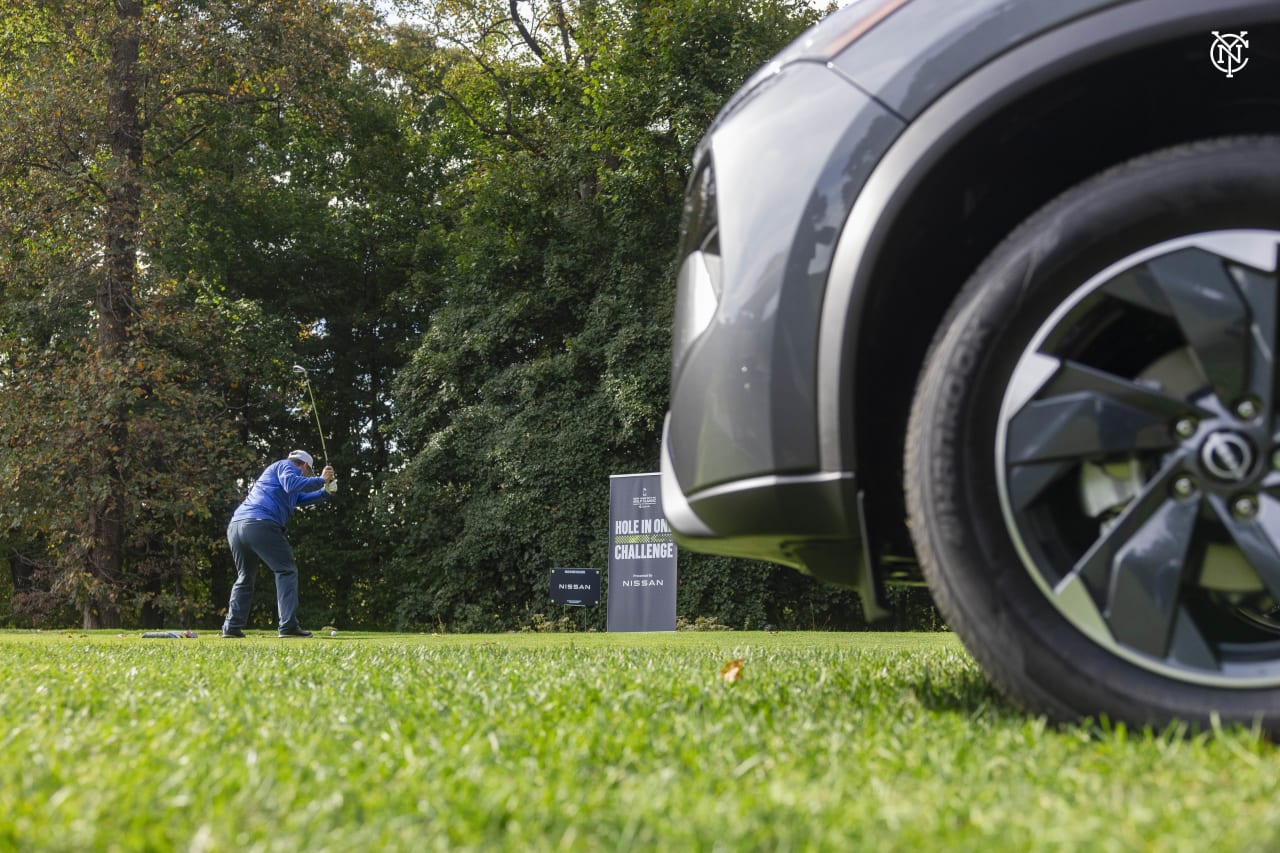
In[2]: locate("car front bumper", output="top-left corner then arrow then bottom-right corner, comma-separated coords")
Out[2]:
661,414 -> 887,619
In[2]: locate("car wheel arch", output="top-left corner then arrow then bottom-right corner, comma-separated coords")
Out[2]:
816,0 -> 1280,572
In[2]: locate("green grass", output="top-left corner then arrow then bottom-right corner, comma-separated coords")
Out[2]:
0,630 -> 1276,852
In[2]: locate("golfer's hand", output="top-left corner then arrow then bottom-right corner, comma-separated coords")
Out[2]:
322,465 -> 335,483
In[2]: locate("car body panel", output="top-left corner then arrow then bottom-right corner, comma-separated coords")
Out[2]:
819,0 -> 1280,471
668,62 -> 903,494
662,0 -> 1280,618
833,0 -> 1127,119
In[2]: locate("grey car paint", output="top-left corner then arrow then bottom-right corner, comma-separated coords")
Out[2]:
821,0 -> 1276,472
662,0 -> 1280,617
668,63 -> 902,492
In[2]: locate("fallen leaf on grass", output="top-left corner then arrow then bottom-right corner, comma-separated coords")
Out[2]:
721,658 -> 744,684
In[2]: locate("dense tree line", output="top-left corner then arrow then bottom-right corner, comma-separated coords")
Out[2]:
0,0 -> 939,632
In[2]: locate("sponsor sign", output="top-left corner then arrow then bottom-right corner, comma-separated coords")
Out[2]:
607,473 -> 677,632
550,568 -> 601,606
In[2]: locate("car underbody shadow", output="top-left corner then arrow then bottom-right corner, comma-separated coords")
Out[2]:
909,666 -> 1018,719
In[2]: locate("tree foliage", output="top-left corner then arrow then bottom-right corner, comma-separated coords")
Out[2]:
377,0 -> 877,632
1,0 -> 384,627
2,0 -> 940,632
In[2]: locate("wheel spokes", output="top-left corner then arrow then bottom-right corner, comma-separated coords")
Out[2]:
1068,462 -> 1201,659
1099,496 -> 1202,660
1004,360 -> 1187,510
1211,494 -> 1280,605
1112,246 -> 1278,420
1007,361 -> 1187,462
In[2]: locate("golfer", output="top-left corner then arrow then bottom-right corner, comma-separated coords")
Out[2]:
222,450 -> 335,638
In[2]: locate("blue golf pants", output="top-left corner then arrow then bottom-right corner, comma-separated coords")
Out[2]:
225,519 -> 302,632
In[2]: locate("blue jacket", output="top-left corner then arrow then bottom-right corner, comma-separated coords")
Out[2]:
230,459 -> 328,527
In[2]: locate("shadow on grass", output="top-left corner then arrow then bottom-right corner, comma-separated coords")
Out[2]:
910,667 -> 1021,720
910,670 -> 1278,742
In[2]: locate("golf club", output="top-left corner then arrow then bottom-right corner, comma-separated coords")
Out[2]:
292,364 -> 338,493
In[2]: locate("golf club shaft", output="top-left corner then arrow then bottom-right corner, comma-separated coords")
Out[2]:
301,377 -> 329,465
293,365 -> 336,492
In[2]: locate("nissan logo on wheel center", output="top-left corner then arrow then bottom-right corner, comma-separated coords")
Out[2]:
1200,431 -> 1256,482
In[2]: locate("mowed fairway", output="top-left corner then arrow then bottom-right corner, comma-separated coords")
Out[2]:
0,630 -> 1276,852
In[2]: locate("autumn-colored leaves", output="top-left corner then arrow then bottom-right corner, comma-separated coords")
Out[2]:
720,657 -> 744,684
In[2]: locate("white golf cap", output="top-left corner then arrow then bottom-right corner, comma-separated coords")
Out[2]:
288,450 -> 315,467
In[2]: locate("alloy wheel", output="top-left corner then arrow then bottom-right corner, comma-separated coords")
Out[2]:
997,230 -> 1280,687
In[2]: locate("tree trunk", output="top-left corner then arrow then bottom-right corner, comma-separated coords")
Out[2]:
85,0 -> 144,630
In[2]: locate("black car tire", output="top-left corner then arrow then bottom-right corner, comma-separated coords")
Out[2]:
906,137 -> 1280,729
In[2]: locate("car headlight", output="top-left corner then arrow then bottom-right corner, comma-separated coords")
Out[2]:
672,163 -> 722,383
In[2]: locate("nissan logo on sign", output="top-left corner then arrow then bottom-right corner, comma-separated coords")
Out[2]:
550,568 -> 601,607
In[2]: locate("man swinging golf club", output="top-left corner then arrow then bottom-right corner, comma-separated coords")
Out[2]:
222,450 -> 336,638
